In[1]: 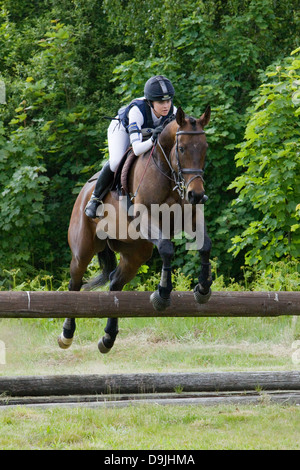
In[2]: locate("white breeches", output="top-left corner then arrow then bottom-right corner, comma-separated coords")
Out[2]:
107,120 -> 130,172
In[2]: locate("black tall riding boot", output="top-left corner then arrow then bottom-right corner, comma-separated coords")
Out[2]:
85,161 -> 114,218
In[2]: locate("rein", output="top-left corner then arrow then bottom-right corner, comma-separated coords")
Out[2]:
157,128 -> 206,199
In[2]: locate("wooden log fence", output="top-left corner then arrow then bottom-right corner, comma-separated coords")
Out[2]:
0,290 -> 299,318
0,371 -> 299,397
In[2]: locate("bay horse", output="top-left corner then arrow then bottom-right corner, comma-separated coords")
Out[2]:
58,106 -> 212,353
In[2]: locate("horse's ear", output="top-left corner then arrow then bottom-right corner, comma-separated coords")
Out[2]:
176,106 -> 186,127
200,105 -> 211,128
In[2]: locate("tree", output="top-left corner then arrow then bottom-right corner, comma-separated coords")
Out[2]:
228,48 -> 300,269
0,2 -> 123,282
109,0 -> 300,277
0,0 -> 299,285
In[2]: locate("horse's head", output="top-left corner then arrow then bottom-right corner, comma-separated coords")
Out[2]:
169,106 -> 210,204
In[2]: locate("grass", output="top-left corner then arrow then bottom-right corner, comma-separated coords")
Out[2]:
0,313 -> 299,450
0,314 -> 299,375
0,404 -> 299,450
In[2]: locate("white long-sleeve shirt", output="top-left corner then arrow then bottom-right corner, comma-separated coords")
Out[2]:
107,99 -> 176,172
128,100 -> 177,156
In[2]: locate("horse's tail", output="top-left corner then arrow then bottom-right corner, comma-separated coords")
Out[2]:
83,244 -> 117,291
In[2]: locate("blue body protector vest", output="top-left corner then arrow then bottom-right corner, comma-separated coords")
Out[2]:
118,98 -> 174,136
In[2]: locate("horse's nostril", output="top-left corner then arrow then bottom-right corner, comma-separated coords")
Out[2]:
188,191 -> 195,203
188,191 -> 208,204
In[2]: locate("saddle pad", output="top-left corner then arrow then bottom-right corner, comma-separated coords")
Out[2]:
87,148 -> 137,196
120,150 -> 137,195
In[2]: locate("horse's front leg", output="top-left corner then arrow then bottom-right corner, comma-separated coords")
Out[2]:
194,229 -> 212,304
150,239 -> 174,311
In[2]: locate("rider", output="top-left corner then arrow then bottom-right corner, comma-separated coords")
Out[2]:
85,75 -> 176,218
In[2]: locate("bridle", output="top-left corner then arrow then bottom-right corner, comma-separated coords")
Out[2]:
156,128 -> 206,199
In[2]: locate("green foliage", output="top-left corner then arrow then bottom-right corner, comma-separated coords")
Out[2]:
0,122 -> 50,269
109,0 -> 300,275
229,48 -> 300,268
123,259 -> 300,293
0,3 -> 122,281
0,0 -> 299,286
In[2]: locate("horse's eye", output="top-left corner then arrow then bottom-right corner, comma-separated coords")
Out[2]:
179,146 -> 184,153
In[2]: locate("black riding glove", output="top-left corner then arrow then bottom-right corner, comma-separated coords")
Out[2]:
151,125 -> 164,142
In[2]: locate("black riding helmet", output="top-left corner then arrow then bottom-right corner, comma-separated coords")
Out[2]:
144,75 -> 175,102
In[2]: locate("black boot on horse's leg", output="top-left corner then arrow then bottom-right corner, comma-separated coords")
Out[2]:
150,266 -> 173,310
97,247 -> 153,354
98,317 -> 119,354
58,280 -> 80,349
194,232 -> 212,304
194,262 -> 212,303
98,268 -> 120,354
85,161 -> 114,218
150,239 -> 174,311
58,318 -> 76,349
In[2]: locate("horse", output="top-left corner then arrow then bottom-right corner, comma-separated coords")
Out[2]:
58,106 -> 212,353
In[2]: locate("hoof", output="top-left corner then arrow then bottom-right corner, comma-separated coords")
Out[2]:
98,333 -> 113,354
193,285 -> 212,304
150,290 -> 171,311
57,334 -> 73,349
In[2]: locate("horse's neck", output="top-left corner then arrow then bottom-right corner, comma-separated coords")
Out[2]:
155,132 -> 175,172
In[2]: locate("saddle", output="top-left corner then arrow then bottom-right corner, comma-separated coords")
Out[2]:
88,148 -> 137,201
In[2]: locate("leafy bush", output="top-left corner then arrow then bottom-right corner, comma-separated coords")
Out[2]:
229,48 -> 300,268
0,0 -> 299,286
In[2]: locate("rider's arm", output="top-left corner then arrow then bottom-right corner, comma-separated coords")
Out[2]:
127,106 -> 154,156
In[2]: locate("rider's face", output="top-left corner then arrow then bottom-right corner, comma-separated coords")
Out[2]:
152,99 -> 172,118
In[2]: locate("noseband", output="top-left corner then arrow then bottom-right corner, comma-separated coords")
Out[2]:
157,128 -> 206,199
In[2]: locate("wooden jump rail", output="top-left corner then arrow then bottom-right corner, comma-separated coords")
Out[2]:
0,290 -> 299,318
0,371 -> 299,396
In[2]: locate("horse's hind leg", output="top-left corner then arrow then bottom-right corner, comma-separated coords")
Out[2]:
97,256 -> 131,354
57,317 -> 76,349
57,221 -> 103,349
98,242 -> 153,354
57,255 -> 89,349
